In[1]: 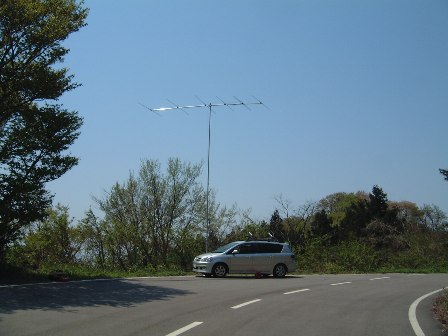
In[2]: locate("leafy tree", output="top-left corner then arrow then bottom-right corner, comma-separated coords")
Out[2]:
0,0 -> 88,265
269,209 -> 284,241
93,158 -> 232,270
318,192 -> 369,240
420,204 -> 448,232
319,193 -> 362,227
78,209 -> 107,267
18,204 -> 83,268
365,186 -> 407,251
440,169 -> 448,182
311,209 -> 333,237
369,185 -> 388,219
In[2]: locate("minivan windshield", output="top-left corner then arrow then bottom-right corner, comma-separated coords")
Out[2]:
212,241 -> 241,253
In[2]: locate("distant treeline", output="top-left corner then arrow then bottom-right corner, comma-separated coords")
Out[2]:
5,159 -> 448,274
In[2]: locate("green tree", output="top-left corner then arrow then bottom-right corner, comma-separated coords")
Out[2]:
440,169 -> 448,182
94,158 -> 230,271
365,186 -> 406,251
18,204 -> 83,268
311,209 -> 333,237
78,209 -> 107,267
269,209 -> 284,241
318,192 -> 369,240
0,0 -> 88,265
420,204 -> 448,232
369,185 -> 388,219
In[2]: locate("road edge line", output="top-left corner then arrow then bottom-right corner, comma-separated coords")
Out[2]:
409,288 -> 444,336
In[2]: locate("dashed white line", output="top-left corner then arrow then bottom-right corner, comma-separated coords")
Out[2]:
330,282 -> 352,286
369,276 -> 390,281
231,299 -> 262,309
284,288 -> 310,295
165,322 -> 203,336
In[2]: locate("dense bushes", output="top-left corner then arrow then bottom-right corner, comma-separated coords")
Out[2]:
296,238 -> 379,273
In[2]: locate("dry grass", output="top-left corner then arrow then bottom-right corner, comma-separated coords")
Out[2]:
433,289 -> 448,332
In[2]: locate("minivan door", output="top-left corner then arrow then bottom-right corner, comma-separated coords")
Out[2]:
228,243 -> 255,273
253,243 -> 284,273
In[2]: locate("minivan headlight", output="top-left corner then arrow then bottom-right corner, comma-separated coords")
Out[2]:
202,257 -> 213,262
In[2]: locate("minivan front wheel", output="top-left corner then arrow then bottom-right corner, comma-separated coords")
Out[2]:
273,264 -> 287,278
212,263 -> 228,278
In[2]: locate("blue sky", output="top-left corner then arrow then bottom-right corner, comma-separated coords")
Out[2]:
48,0 -> 448,222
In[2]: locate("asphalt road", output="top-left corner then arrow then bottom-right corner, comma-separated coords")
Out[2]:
1,273 -> 447,336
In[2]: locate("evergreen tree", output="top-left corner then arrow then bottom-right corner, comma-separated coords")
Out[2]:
0,0 -> 88,265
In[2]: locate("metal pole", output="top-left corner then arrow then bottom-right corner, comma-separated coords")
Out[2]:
206,103 -> 211,253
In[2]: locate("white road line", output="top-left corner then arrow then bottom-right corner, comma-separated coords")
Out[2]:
284,288 -> 310,295
407,274 -> 427,276
330,282 -> 352,286
231,299 -> 262,309
165,322 -> 203,336
409,288 -> 444,336
369,276 -> 390,281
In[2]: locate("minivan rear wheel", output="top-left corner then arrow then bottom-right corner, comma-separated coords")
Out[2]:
273,264 -> 287,278
212,263 -> 228,278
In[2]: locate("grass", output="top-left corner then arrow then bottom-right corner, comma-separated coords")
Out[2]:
433,290 -> 448,332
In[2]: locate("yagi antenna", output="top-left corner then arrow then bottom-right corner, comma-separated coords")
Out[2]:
142,97 -> 265,253
145,97 -> 264,113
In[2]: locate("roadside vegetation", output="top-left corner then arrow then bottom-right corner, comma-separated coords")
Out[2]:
1,158 -> 447,284
434,290 -> 448,332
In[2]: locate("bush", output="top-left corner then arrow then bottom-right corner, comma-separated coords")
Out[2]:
297,238 -> 379,273
434,290 -> 448,332
332,240 -> 379,272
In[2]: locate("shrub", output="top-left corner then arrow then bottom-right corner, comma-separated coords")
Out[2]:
434,290 -> 448,332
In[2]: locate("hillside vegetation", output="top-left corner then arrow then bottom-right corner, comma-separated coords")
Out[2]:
2,159 -> 447,282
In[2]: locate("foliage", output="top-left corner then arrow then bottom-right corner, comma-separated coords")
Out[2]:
4,180 -> 448,279
7,204 -> 82,268
291,185 -> 447,273
297,237 -> 379,273
433,290 -> 448,332
90,158 -> 205,270
0,0 -> 88,265
440,169 -> 448,182
420,204 -> 448,231
269,210 -> 283,240
87,158 -> 237,271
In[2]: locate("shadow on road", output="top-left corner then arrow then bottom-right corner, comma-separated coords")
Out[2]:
196,274 -> 303,280
0,279 -> 193,314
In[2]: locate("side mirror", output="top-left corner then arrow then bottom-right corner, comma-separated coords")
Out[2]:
231,249 -> 239,255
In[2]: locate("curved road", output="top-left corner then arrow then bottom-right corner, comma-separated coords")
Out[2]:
1,273 -> 447,335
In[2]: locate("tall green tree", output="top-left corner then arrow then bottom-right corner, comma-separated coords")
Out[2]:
0,0 -> 88,264
368,185 -> 388,219
440,169 -> 448,182
93,158 -> 234,270
269,210 -> 284,241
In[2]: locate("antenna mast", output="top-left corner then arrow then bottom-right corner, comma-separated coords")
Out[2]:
144,97 -> 265,253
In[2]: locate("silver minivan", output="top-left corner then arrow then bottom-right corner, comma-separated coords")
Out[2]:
192,240 -> 296,278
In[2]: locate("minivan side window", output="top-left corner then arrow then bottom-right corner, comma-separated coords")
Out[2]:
258,243 -> 283,253
236,243 -> 256,254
